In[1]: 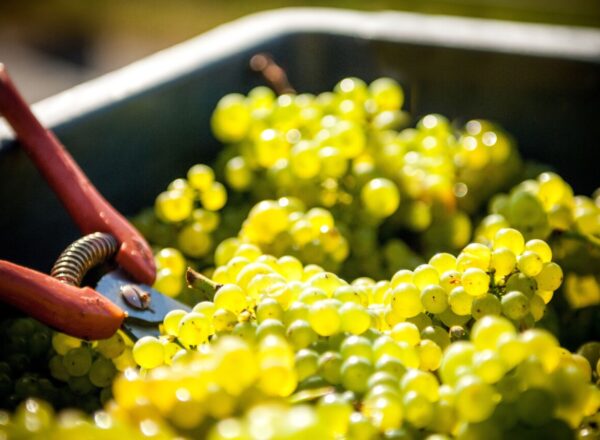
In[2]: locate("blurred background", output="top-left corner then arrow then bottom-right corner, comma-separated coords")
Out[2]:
1,0 -> 599,103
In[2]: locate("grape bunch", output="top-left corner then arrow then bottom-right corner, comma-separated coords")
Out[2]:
140,77 -> 522,286
2,75 -> 600,439
476,172 -> 600,336
0,315 -> 134,414
211,80 -> 521,278
237,198 -> 349,270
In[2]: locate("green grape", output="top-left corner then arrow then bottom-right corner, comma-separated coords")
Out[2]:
403,391 -> 434,428
162,309 -> 187,337
317,393 -> 353,437
461,268 -> 490,297
339,302 -> 371,335
295,349 -> 319,382
318,351 -> 343,385
333,285 -> 363,305
361,178 -> 400,218
449,287 -> 474,316
340,336 -> 373,361
439,309 -> 470,328
214,308 -> 240,333
132,336 -> 164,370
318,146 -> 348,179
418,339 -> 443,371
429,253 -> 457,274
335,77 -> 368,103
254,128 -> 289,168
420,285 -> 449,314
177,222 -> 213,258
307,271 -> 346,296
365,395 -> 405,432
153,267 -> 183,297
391,322 -> 421,346
421,326 -> 451,350
501,291 -> 530,320
517,251 -> 543,277
507,190 -> 547,229
376,355 -> 407,378
330,120 -> 366,158
391,283 -> 423,318
200,181 -> 227,211
308,299 -> 341,336
577,342 -> 600,370
286,320 -> 317,350
255,318 -> 286,340
348,411 -> 379,440
160,338 -> 180,366
490,247 -> 516,281
154,189 -> 193,223
290,141 -> 321,179
471,294 -> 502,320
52,333 -> 81,356
341,356 -> 373,394
62,347 -> 93,377
192,302 -> 216,322
400,369 -> 439,402
94,333 -> 125,360
440,270 -> 462,292
177,312 -> 210,347
534,262 -> 563,291
88,357 -> 116,388
457,243 -> 491,271
413,264 -> 440,289
225,156 -> 253,190
471,315 -> 515,350
155,247 -> 187,276
214,284 -> 248,315
505,272 -> 536,298
493,228 -> 525,255
210,94 -> 250,142
67,375 -> 95,396
528,294 -> 546,322
369,77 -> 404,111
454,375 -> 499,423
192,208 -> 220,232
525,239 -> 552,263
256,298 -> 284,322
47,356 -> 68,382
472,350 -> 506,384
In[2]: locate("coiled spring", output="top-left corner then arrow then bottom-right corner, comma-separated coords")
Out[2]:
51,232 -> 118,286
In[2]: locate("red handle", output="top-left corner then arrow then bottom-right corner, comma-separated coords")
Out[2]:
0,65 -> 156,285
0,260 -> 125,339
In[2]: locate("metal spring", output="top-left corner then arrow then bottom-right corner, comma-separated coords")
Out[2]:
51,232 -> 118,286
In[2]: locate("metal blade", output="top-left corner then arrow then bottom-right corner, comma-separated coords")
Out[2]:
95,269 -> 190,341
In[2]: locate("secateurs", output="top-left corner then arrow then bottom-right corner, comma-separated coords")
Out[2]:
0,64 -> 189,341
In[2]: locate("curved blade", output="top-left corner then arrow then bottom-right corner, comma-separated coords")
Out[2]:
95,269 -> 190,340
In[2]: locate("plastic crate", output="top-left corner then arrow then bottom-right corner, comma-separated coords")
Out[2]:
1,8 -> 599,271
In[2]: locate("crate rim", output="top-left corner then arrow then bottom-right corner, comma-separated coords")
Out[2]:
1,6 -> 600,150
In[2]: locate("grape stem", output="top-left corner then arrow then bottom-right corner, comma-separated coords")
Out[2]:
186,268 -> 222,300
249,53 -> 296,95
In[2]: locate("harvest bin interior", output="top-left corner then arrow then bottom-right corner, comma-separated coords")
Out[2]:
0,8 -> 599,276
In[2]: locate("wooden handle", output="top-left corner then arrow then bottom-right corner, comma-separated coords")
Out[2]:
0,260 -> 125,339
0,64 -> 156,285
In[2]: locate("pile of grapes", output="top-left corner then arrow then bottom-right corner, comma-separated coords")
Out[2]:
1,77 -> 599,439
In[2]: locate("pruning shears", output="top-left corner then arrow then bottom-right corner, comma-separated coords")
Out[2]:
0,65 -> 189,341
